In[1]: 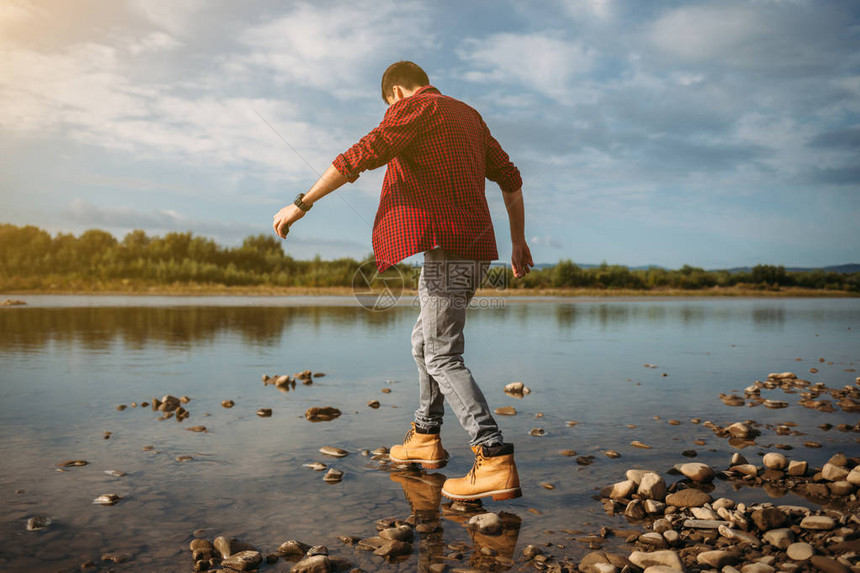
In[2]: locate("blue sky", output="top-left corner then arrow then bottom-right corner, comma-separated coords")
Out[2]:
1,0 -> 858,269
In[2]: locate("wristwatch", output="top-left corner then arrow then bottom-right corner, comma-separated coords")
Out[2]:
294,193 -> 313,212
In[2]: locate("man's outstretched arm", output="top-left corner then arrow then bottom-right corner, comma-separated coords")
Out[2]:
502,188 -> 534,278
272,164 -> 348,239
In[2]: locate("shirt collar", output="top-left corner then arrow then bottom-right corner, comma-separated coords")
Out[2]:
414,85 -> 440,96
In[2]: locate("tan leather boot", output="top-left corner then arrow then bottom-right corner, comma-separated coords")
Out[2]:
441,443 -> 522,501
390,469 -> 446,514
389,423 -> 449,469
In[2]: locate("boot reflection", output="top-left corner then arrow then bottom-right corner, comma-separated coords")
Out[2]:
442,501 -> 522,571
390,469 -> 446,572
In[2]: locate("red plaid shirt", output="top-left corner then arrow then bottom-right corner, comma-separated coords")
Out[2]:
332,86 -> 522,272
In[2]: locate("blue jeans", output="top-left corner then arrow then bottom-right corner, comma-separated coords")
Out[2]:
411,248 -> 503,448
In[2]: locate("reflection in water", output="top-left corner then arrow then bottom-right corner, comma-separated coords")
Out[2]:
0,306 -> 403,350
390,468 -> 522,571
752,307 -> 786,329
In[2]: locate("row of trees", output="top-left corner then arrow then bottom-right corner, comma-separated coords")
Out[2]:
1,224 -> 858,292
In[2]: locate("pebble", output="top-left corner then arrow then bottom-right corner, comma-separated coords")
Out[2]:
786,542 -> 814,561
222,400 -> 235,408
821,463 -> 849,481
92,493 -> 121,506
605,450 -> 621,458
800,515 -> 836,530
679,462 -> 715,482
762,527 -> 793,549
277,540 -> 310,556
638,473 -> 667,501
741,563 -> 774,573
367,400 -> 380,408
576,454 -> 595,465
787,460 -> 807,476
697,550 -> 741,568
719,525 -> 761,546
305,406 -> 342,422
323,468 -> 343,483
639,532 -> 668,548
185,425 -> 207,432
256,408 -> 272,417
373,539 -> 412,558
56,460 -> 88,468
529,428 -> 545,436
628,549 -> 683,571
560,450 -> 578,456
221,550 -> 262,571
468,513 -> 502,534
26,516 -> 52,531
603,480 -> 636,500
303,462 -> 327,471
381,388 -> 391,394
682,519 -> 728,529
176,455 -> 193,462
751,507 -> 786,531
631,440 -> 651,449
728,422 -> 751,437
762,452 -> 787,470
104,470 -> 126,477
803,441 -> 822,448
290,554 -> 331,573
319,446 -> 349,458
494,406 -> 517,415
665,488 -> 711,507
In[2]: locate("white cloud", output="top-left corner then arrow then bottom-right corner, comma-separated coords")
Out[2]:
233,1 -> 433,96
128,0 -> 203,35
126,31 -> 183,55
458,33 -> 596,101
0,0 -> 36,28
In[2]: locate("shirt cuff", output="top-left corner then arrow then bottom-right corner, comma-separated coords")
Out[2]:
499,170 -> 523,194
332,154 -> 360,183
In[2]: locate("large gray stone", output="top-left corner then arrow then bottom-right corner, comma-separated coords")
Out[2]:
628,550 -> 683,571
696,550 -> 740,569
638,473 -> 667,501
665,489 -> 711,508
762,528 -> 793,549
786,542 -> 814,561
679,462 -> 715,482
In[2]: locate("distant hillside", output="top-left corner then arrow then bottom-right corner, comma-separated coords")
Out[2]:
523,262 -> 860,274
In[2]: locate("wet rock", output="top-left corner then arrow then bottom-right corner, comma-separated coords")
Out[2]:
786,542 -> 814,561
277,540 -> 311,556
104,470 -> 126,477
691,507 -> 719,520
809,556 -> 850,573
221,400 -> 234,408
603,480 -> 636,500
319,446 -> 348,458
529,427 -> 545,436
221,550 -> 262,571
631,440 -> 651,449
323,468 -> 343,483
762,453 -> 787,470
93,493 -> 121,506
728,422 -> 752,437
305,407 -> 342,422
800,515 -> 835,530
303,462 -> 327,471
846,467 -> 860,485
644,500 -> 666,515
495,406 -> 517,416
117,404 -> 127,411
697,550 -> 741,568
821,463 -> 849,481
719,525 -> 761,546
679,462 -> 715,482
504,381 -> 528,395
628,549 -> 683,571
625,499 -> 647,520
290,554 -> 331,573
828,480 -> 855,496
721,394 -> 746,406
26,516 -> 52,531
638,532 -> 668,548
605,450 -> 621,458
730,464 -> 759,477
638,473 -> 667,501
682,519 -> 728,529
159,395 -> 181,412
176,455 -> 193,462
577,455 -> 596,465
307,545 -> 327,556
190,539 -> 214,561
186,425 -> 207,433
827,452 -> 847,466
468,513 -> 502,535
731,452 -> 748,465
751,507 -> 786,531
56,460 -> 88,468
741,564 -> 774,573
256,408 -> 272,417
764,399 -> 788,409
665,489 -> 711,508
769,372 -> 797,380
804,441 -> 822,448
373,540 -> 412,558
559,449 -> 578,457
379,525 -> 413,542
367,400 -> 380,408
762,527 -> 793,549
522,545 -> 543,560
788,460 -> 808,476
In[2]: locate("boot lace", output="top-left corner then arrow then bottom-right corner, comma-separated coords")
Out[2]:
467,450 -> 485,484
403,427 -> 415,444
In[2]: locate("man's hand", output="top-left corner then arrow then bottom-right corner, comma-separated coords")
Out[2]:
511,240 -> 534,279
272,204 -> 306,239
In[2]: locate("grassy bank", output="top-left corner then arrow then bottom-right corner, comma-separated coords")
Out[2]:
1,276 -> 857,298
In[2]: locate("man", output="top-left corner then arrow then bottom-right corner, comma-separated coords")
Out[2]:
272,61 -> 533,501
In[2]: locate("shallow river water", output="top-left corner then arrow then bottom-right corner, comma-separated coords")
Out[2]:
1,296 -> 858,572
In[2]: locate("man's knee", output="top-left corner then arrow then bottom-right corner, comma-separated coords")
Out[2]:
424,351 -> 465,378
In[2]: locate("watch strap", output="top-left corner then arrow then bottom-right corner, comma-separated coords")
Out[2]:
294,193 -> 312,212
